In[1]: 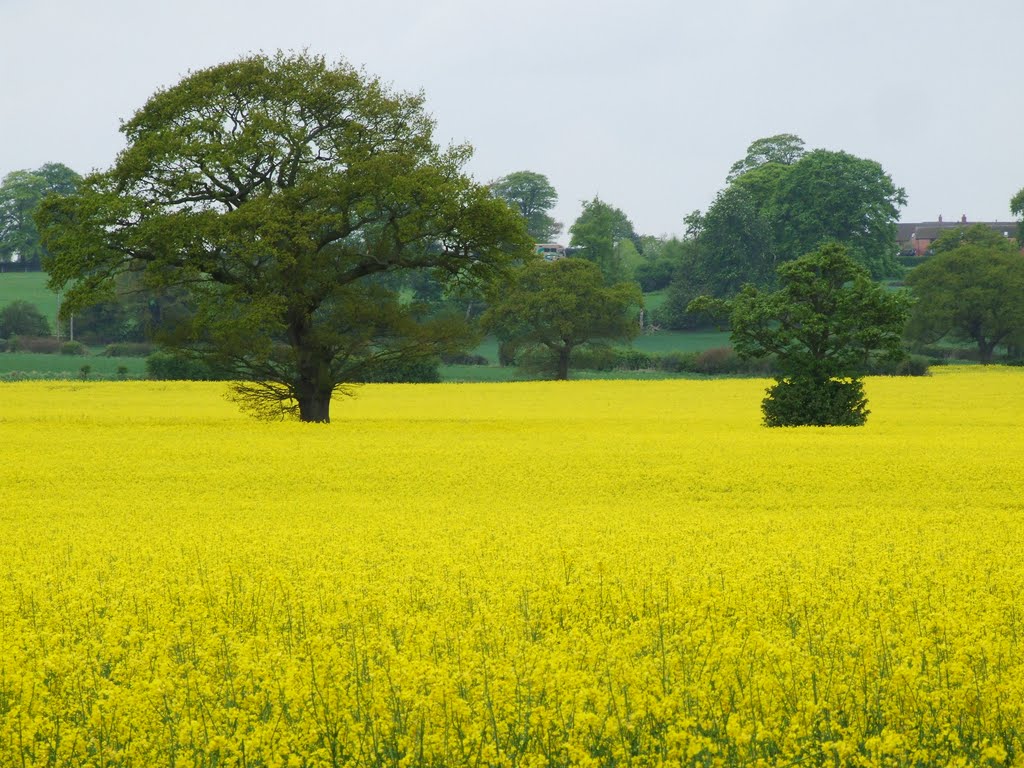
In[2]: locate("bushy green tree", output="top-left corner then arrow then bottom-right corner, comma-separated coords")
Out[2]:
905,236 -> 1024,363
693,243 -> 909,426
482,258 -> 642,380
490,171 -> 562,242
662,138 -> 904,328
771,150 -> 905,278
568,197 -> 637,285
0,163 -> 81,271
37,52 -> 529,422
0,299 -> 51,338
658,186 -> 774,328
726,133 -> 805,182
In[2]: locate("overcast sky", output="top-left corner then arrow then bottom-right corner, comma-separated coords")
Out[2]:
1,0 -> 1020,238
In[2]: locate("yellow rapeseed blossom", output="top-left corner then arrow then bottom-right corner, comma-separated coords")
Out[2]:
2,368 -> 1024,766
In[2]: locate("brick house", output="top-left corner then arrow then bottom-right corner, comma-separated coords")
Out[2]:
898,215 -> 1019,257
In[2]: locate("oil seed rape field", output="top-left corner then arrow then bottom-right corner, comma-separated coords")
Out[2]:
2,369 -> 1024,768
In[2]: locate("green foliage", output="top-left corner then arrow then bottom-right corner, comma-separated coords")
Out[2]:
714,243 -> 910,426
568,197 -> 637,284
60,340 -> 87,355
927,224 -> 1017,257
761,377 -> 869,427
615,238 -> 645,281
482,258 -> 642,379
662,139 -> 905,329
771,150 -> 906,278
490,171 -> 562,241
633,237 -> 687,292
350,356 -> 441,383
1011,187 -> 1024,242
145,351 -> 222,381
905,241 -> 1024,363
727,133 -> 805,182
688,186 -> 776,296
634,258 -> 675,292
0,163 -> 81,271
101,342 -> 154,357
37,51 -> 530,422
0,299 -> 51,338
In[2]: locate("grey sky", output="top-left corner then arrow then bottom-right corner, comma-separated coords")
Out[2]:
1,0 -> 1020,238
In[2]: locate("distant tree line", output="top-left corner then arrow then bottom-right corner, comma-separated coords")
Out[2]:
1,61 -> 1020,423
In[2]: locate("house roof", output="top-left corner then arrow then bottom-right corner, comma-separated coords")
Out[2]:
910,221 -> 1017,241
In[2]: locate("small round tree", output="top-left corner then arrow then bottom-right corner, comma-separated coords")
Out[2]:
0,299 -> 51,338
694,243 -> 909,426
482,258 -> 642,380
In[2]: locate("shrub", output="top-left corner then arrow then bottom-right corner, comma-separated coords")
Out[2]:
79,364 -> 92,379
614,349 -> 656,371
634,258 -> 675,292
569,346 -> 619,371
657,351 -> 699,372
866,354 -> 931,376
146,351 -> 221,381
441,352 -> 489,366
102,342 -> 154,357
762,377 -> 869,427
0,300 -> 51,338
9,335 -> 61,354
693,347 -> 776,375
60,341 -> 88,356
353,357 -> 441,383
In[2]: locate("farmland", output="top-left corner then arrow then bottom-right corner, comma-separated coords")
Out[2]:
2,369 -> 1023,766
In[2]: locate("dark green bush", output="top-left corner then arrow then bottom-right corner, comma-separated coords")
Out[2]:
568,346 -> 619,371
866,354 -> 931,376
146,351 -> 221,380
60,341 -> 88,356
0,300 -> 51,338
614,349 -> 656,370
102,342 -> 154,357
634,258 -> 675,292
762,377 -> 869,427
441,352 -> 489,366
657,351 -> 699,372
353,357 -> 441,383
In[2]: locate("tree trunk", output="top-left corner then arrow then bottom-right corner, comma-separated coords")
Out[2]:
978,339 -> 997,364
296,380 -> 332,423
556,346 -> 571,380
294,349 -> 333,423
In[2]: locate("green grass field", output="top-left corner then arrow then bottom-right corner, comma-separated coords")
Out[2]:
0,350 -> 148,380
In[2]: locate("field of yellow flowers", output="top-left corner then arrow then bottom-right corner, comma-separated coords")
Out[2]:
2,368 -> 1024,767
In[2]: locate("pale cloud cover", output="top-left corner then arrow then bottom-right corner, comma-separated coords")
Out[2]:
1,0 -> 1020,237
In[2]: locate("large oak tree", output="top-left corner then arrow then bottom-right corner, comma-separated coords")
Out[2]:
37,52 -> 529,422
